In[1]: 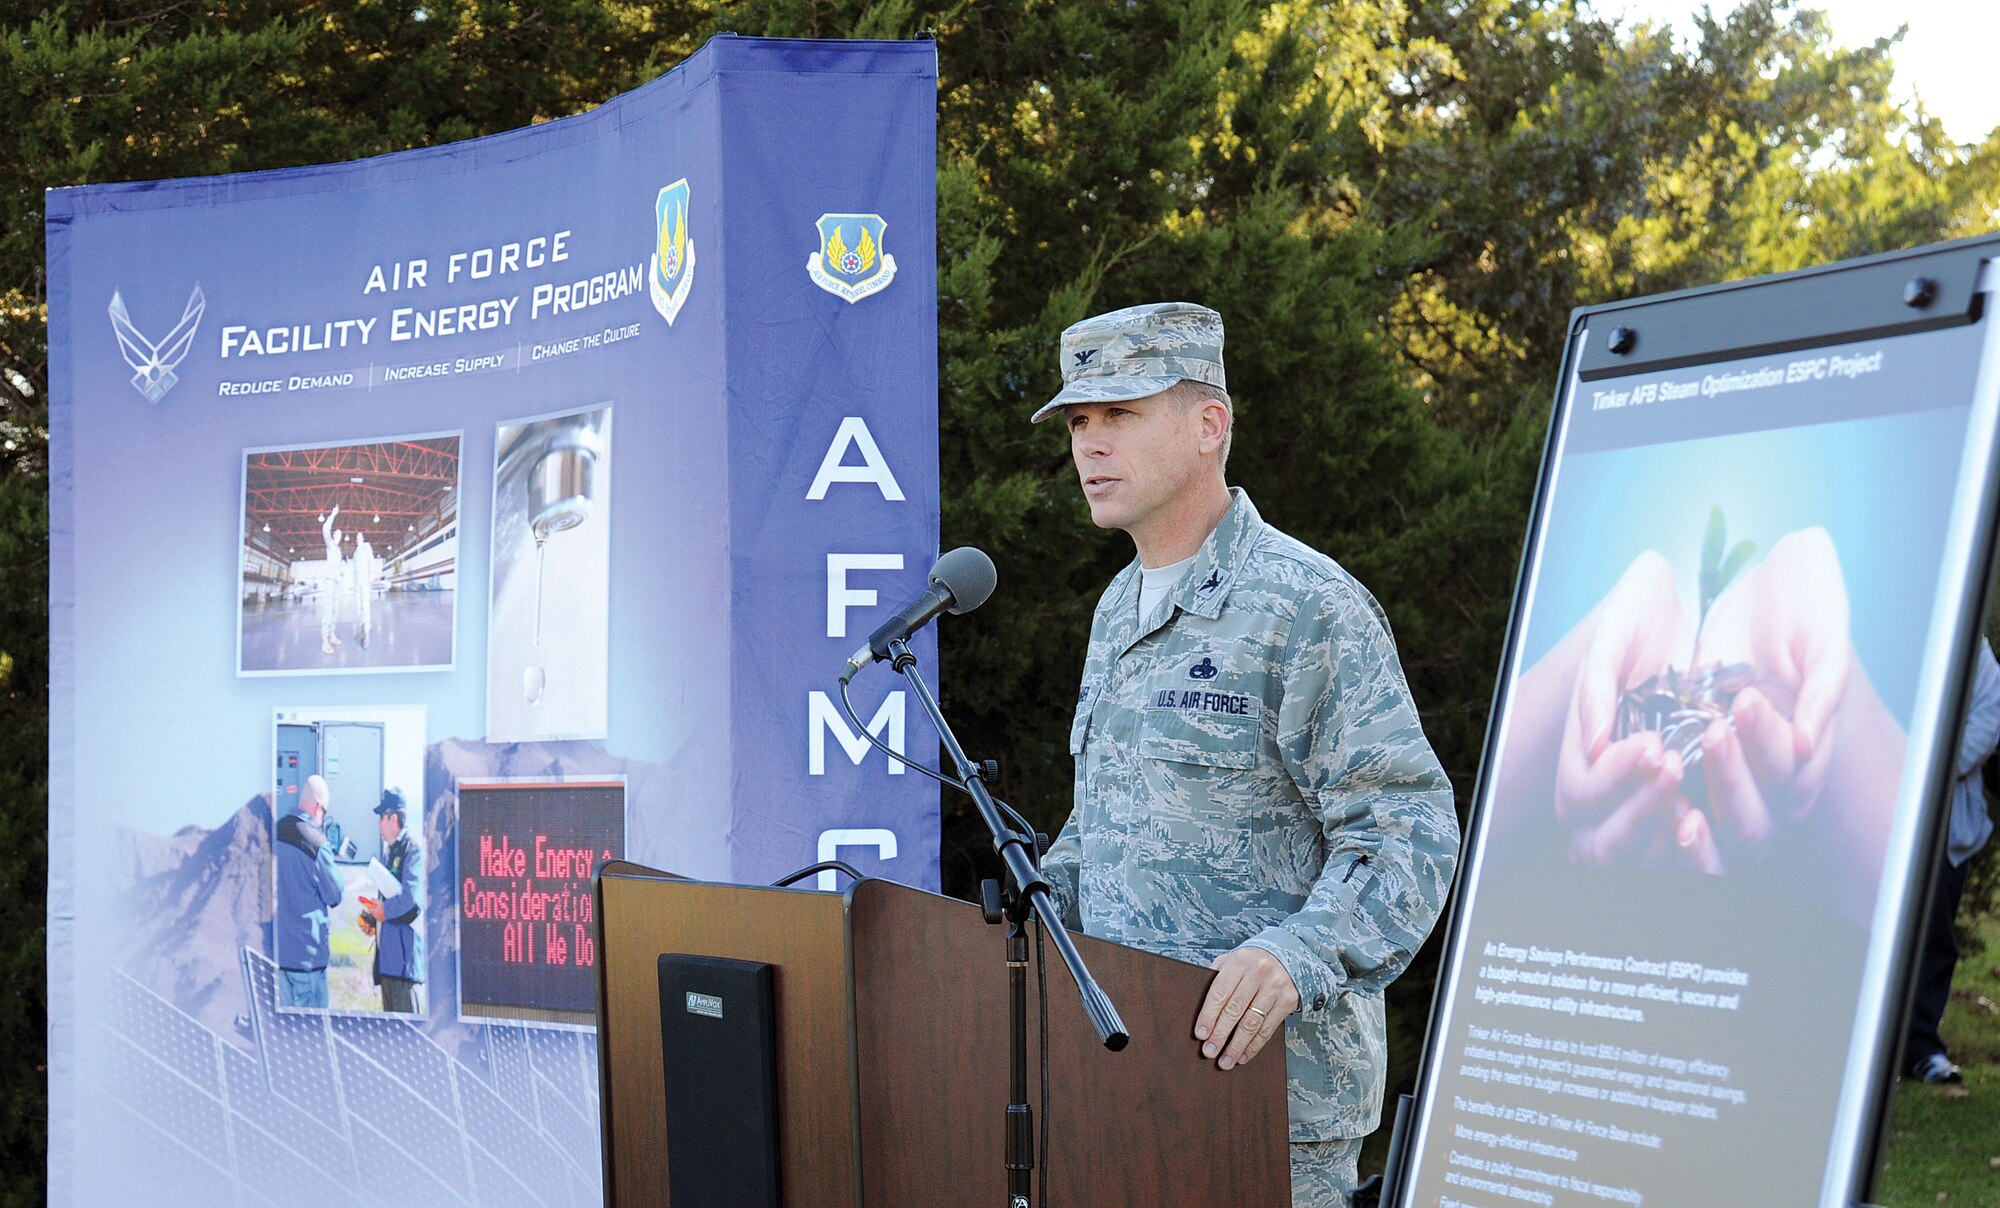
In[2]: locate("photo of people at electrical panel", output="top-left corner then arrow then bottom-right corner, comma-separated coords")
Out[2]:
271,705 -> 429,1015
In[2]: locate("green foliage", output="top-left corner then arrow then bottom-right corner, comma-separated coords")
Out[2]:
1373,0 -> 1998,439
0,466 -> 43,1206
1964,834 -> 1998,956
1874,912 -> 2000,1206
1697,504 -> 1753,646
5,0 -> 2000,1194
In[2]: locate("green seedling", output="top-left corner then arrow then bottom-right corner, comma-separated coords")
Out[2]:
1615,506 -> 1758,770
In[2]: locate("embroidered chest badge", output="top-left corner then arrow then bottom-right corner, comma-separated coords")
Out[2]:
1187,657 -> 1219,681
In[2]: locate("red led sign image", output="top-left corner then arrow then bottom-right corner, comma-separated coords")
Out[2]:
456,779 -> 624,1023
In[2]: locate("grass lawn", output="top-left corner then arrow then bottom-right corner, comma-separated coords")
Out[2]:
1876,911 -> 2000,1207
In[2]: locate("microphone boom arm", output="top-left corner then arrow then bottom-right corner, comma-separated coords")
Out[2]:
885,637 -> 1129,1050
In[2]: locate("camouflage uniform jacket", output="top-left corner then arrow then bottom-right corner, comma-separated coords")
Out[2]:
1043,489 -> 1460,1141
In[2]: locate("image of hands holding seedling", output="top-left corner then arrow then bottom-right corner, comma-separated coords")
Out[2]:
1498,508 -> 1905,904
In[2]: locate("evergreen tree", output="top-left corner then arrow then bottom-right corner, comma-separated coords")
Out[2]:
1373,0 -> 1998,439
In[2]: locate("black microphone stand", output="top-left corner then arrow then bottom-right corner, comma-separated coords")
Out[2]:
884,636 -> 1127,1207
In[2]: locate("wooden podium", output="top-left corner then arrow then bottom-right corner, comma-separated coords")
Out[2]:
595,862 -> 1291,1206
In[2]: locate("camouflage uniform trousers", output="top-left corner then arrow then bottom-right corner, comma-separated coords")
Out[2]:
1290,1137 -> 1361,1207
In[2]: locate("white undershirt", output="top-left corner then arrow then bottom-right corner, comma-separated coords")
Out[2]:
1138,554 -> 1198,623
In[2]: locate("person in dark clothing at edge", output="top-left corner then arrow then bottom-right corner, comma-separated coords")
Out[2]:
1904,636 -> 2000,1084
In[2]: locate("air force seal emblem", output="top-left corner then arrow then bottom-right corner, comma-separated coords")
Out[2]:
649,178 -> 696,326
108,285 -> 205,403
807,213 -> 896,303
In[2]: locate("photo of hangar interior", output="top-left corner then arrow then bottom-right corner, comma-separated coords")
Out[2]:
240,435 -> 460,672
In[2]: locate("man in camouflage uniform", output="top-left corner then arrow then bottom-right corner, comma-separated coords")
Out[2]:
1033,302 -> 1461,1206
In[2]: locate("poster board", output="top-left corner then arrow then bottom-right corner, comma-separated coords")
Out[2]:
1396,239 -> 2000,1208
45,36 -> 941,1206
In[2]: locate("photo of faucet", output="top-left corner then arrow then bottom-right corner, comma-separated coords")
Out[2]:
488,406 -> 612,741
524,429 -> 600,705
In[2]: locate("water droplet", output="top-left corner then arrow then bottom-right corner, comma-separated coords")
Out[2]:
524,665 -> 546,705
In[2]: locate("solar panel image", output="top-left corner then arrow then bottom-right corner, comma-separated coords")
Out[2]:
80,956 -> 604,1206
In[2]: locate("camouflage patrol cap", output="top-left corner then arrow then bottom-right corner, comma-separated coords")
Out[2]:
1031,301 -> 1226,423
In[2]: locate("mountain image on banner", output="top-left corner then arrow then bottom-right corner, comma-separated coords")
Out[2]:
114,796 -> 273,1038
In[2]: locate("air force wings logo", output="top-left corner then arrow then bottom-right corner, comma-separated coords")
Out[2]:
807,213 -> 897,303
108,286 -> 205,403
649,178 -> 696,326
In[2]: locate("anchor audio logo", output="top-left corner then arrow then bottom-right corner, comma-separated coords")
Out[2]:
108,286 -> 205,403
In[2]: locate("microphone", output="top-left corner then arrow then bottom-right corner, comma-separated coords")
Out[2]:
840,547 -> 997,681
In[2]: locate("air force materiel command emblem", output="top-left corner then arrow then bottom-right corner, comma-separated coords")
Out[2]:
807,213 -> 897,303
649,178 -> 696,325
108,285 -> 205,403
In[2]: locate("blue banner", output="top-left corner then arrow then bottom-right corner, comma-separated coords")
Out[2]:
46,36 -> 939,1205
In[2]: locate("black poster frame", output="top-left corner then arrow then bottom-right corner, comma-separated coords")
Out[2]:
1390,235 -> 2000,1208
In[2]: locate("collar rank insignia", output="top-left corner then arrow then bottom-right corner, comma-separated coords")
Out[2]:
807,213 -> 897,303
1196,568 -> 1226,595
109,285 -> 205,403
649,178 -> 696,326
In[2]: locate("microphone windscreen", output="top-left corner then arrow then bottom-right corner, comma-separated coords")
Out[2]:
930,546 -> 998,615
